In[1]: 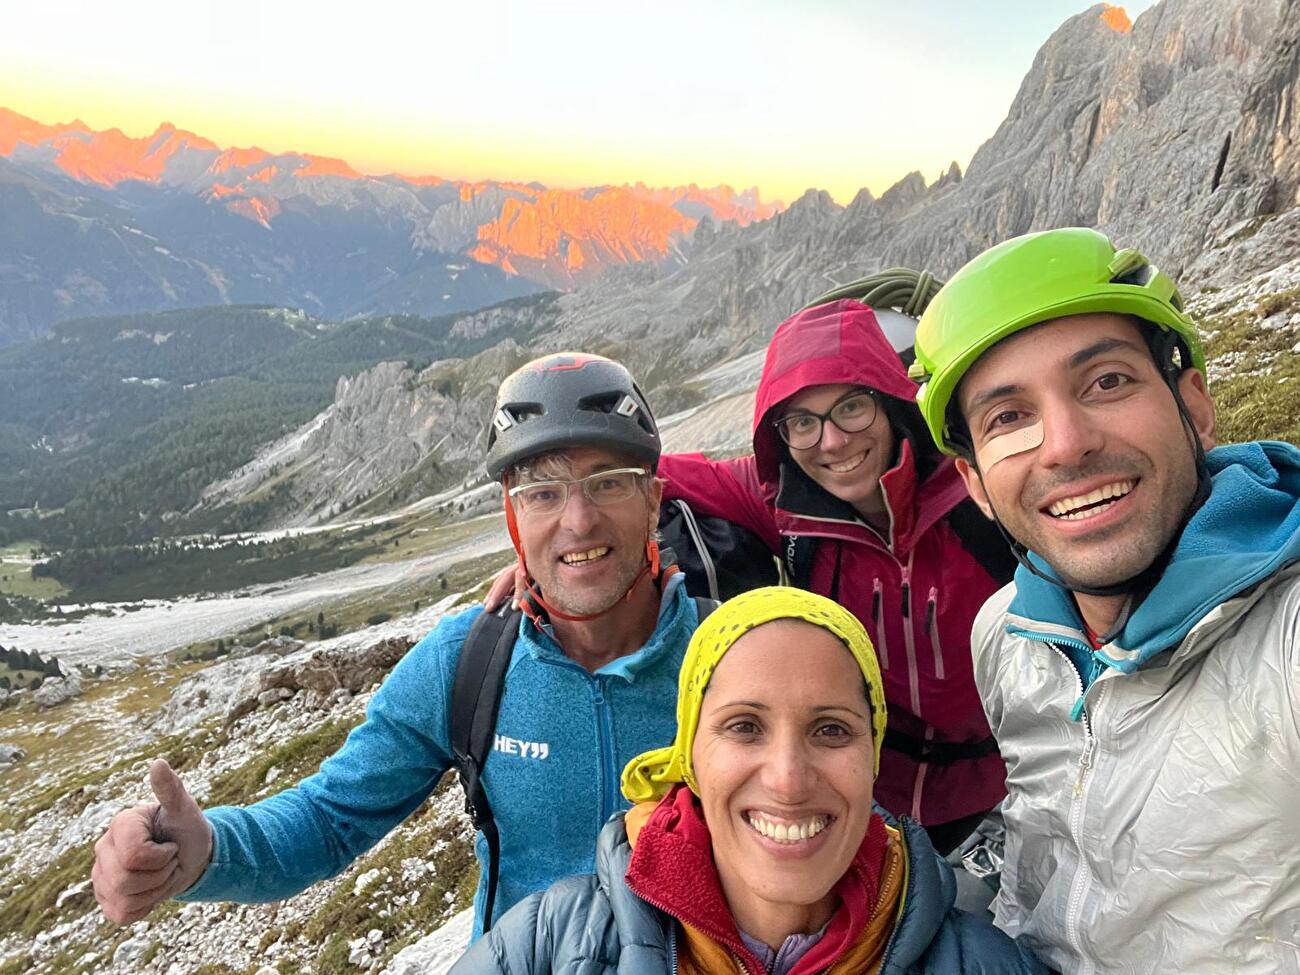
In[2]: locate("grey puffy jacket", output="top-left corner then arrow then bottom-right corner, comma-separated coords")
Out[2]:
452,813 -> 1047,974
974,442 -> 1300,975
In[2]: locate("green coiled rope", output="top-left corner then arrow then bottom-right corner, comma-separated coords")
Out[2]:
800,267 -> 944,318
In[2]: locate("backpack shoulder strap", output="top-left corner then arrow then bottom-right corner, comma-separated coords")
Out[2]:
944,498 -> 1018,585
692,594 -> 720,622
449,604 -> 521,935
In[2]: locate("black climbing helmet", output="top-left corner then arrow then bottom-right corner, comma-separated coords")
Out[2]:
485,352 -> 661,480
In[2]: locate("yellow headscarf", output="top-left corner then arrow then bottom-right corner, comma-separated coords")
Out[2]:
621,586 -> 888,804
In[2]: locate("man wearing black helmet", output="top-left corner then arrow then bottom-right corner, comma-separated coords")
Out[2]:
911,228 -> 1300,975
92,353 -> 702,940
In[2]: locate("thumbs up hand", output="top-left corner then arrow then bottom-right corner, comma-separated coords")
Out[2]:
92,759 -> 214,924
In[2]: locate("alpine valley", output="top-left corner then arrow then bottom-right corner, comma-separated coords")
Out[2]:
5,1 -> 1300,973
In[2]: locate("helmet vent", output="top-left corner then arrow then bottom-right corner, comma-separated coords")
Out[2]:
577,392 -> 624,415
1110,264 -> 1155,288
494,404 -> 543,432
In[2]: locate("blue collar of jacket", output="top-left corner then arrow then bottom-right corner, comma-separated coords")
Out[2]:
510,572 -> 691,679
1007,441 -> 1300,675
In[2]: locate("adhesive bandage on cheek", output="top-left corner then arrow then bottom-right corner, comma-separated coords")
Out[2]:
975,420 -> 1044,470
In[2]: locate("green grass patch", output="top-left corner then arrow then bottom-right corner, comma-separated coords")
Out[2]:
295,778 -> 477,974
0,725 -> 218,832
1200,289 -> 1300,444
0,841 -> 95,937
205,717 -> 362,809
0,558 -> 67,601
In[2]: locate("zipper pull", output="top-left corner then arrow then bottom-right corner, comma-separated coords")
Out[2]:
1073,740 -> 1095,797
871,579 -> 882,621
1070,695 -> 1086,722
900,581 -> 911,619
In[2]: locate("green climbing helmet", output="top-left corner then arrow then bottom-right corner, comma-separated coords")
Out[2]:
909,227 -> 1206,455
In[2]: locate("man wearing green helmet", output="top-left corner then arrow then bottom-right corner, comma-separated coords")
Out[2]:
910,227 -> 1300,975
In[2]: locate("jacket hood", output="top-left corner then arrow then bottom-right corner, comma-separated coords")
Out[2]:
1009,441 -> 1300,671
753,300 -> 920,487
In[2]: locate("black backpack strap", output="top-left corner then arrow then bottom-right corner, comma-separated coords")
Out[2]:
449,604 -> 521,936
944,498 -> 1018,585
692,594 -> 719,622
673,499 -> 719,601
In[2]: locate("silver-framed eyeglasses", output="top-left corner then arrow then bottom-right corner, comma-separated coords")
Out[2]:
507,467 -> 648,515
773,389 -> 880,450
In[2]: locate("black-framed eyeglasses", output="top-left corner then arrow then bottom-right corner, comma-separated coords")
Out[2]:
507,467 -> 648,516
773,389 -> 880,450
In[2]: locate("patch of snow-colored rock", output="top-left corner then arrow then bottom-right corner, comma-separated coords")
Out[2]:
381,908 -> 474,975
33,670 -> 83,708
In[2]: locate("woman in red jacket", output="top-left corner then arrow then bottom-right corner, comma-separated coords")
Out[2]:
657,273 -> 1013,853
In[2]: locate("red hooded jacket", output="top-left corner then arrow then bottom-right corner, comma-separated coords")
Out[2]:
659,300 -> 1008,825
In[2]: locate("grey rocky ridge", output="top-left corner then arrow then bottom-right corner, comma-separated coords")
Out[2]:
8,2 -> 1300,974
203,0 -> 1300,531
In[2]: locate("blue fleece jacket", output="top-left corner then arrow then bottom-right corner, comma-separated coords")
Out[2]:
1006,441 -> 1300,692
180,576 -> 699,933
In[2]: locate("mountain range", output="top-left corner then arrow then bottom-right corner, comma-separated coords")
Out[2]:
6,0 -> 1300,546
0,108 -> 779,344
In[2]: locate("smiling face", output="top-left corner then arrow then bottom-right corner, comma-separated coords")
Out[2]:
510,445 -> 662,616
691,620 -> 875,941
954,313 -> 1216,591
778,383 -> 895,519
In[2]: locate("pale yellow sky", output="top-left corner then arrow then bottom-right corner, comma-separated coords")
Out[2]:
0,0 -> 1157,203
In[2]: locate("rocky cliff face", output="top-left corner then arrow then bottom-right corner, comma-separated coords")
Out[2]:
211,0 -> 1300,530
199,341 -> 537,525
0,112 -> 780,342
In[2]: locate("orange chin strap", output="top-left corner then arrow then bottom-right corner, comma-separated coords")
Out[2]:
502,485 -> 672,626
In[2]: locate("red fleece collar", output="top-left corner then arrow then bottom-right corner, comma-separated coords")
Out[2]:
625,784 -> 890,975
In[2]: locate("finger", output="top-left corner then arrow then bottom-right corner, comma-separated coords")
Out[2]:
110,856 -> 182,896
93,860 -> 179,924
484,563 -> 517,611
511,565 -> 529,610
149,759 -> 196,820
103,805 -> 160,851
99,808 -> 178,872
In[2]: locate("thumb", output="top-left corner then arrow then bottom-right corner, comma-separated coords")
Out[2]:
147,758 -> 213,888
149,759 -> 198,821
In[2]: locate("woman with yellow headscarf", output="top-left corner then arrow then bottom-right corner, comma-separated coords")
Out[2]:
453,588 -> 1045,975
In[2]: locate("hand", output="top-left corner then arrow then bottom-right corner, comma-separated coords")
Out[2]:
484,561 -> 528,612
92,759 -> 214,924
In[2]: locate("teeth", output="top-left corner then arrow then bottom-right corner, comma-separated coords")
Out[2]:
561,546 -> 610,564
827,451 -> 866,474
747,812 -> 830,844
1048,480 -> 1134,518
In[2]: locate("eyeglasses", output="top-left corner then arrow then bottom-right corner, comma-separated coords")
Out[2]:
507,467 -> 648,516
773,389 -> 880,450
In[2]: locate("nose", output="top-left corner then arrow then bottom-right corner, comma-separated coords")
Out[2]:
556,484 -> 601,534
818,419 -> 851,452
759,729 -> 815,802
1035,398 -> 1105,468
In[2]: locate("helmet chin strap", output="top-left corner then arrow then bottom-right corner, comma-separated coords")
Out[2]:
502,488 -> 670,625
975,338 -> 1211,603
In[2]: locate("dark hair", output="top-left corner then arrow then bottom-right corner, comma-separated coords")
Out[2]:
881,393 -> 943,483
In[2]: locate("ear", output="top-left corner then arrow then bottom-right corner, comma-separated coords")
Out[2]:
955,456 -> 995,519
1177,369 -> 1217,452
647,476 -> 665,531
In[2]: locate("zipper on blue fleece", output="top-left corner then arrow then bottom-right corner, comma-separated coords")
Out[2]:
1008,625 -> 1108,721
